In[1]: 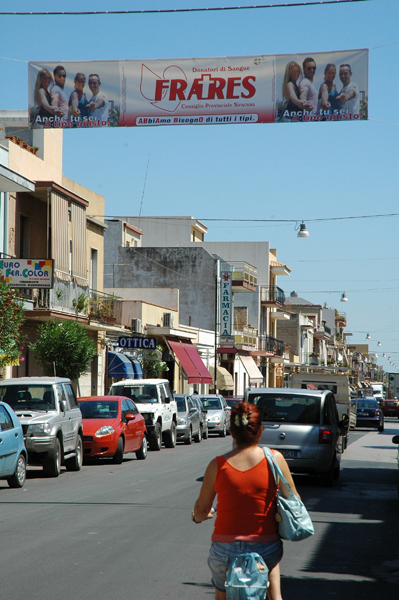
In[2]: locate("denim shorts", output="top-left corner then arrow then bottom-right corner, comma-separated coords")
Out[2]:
208,539 -> 283,592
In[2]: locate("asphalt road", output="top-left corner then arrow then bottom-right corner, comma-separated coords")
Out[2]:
1,422 -> 398,600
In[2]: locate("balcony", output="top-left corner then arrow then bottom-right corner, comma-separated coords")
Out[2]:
261,285 -> 286,307
229,262 -> 258,292
234,325 -> 258,348
313,324 -> 331,340
23,279 -> 123,327
259,335 -> 285,356
335,312 -> 347,327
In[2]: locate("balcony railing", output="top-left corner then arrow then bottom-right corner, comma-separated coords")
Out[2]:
259,335 -> 285,356
261,285 -> 285,306
25,278 -> 122,325
233,325 -> 258,347
229,262 -> 258,286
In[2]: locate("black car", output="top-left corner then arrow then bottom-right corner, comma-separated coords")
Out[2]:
356,398 -> 384,432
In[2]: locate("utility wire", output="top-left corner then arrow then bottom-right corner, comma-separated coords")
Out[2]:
0,1 -> 375,17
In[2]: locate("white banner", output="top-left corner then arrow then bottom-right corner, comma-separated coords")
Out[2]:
29,49 -> 368,128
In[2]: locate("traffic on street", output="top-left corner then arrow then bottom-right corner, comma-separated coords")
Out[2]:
1,416 -> 398,600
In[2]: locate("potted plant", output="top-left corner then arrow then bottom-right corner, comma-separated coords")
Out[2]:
72,293 -> 89,315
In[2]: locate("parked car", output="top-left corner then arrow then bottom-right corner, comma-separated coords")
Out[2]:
108,379 -> 177,451
381,398 -> 399,418
191,395 -> 208,439
78,396 -> 147,462
225,397 -> 243,410
245,387 -> 345,486
197,394 -> 230,437
175,394 -> 202,444
0,377 -> 83,477
356,398 -> 384,431
0,401 -> 28,488
392,434 -> 399,499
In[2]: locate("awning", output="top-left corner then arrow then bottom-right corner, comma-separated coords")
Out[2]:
107,352 -> 135,379
238,353 -> 264,385
0,163 -> 35,193
166,338 -> 213,385
208,365 -> 234,390
126,357 -> 144,379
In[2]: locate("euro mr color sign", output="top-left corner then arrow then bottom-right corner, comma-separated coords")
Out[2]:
0,259 -> 54,288
29,49 -> 368,128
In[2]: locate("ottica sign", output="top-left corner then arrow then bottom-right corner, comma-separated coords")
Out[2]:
118,337 -> 158,349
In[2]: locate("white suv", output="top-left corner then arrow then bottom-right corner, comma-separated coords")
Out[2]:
0,377 -> 84,477
108,379 -> 177,451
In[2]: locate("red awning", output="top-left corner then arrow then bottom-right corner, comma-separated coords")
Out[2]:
166,338 -> 213,385
184,343 -> 213,385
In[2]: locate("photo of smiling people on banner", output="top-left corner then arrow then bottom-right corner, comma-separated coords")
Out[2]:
29,60 -> 120,128
275,49 -> 368,123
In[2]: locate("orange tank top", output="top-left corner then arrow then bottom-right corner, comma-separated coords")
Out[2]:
211,453 -> 279,543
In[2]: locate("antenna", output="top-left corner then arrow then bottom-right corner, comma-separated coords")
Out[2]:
138,154 -> 150,219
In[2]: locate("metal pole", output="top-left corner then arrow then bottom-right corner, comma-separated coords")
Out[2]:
214,260 -> 218,394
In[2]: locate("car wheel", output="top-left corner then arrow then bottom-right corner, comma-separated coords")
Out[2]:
149,423 -> 162,451
219,422 -> 227,438
378,421 -> 384,432
333,460 -> 341,481
43,438 -> 62,477
320,461 -> 335,488
164,421 -> 177,448
194,426 -> 202,443
7,453 -> 27,488
136,435 -> 148,460
202,425 -> 208,440
112,437 -> 124,464
184,427 -> 193,445
65,434 -> 84,471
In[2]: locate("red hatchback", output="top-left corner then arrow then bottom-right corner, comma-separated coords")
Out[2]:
78,396 -> 147,463
381,399 -> 399,418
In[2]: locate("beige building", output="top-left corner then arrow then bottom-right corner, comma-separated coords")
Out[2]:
0,111 -> 124,394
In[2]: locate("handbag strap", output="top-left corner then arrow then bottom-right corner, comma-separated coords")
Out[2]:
263,446 -> 292,492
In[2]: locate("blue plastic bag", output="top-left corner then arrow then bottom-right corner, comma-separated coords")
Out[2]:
225,552 -> 269,600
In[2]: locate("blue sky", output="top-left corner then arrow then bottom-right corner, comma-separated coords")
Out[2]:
1,0 -> 399,373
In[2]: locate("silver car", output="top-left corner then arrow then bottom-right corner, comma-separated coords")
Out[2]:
175,394 -> 202,444
198,394 -> 230,437
245,387 -> 344,487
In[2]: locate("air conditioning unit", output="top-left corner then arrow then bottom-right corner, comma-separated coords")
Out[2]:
163,312 -> 175,328
131,318 -> 142,333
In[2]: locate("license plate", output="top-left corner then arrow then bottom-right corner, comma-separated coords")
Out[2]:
280,450 -> 299,458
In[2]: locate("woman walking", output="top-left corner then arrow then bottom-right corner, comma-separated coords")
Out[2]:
193,402 -> 300,600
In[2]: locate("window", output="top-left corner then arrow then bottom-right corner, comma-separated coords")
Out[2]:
248,393 -> 321,425
69,240 -> 73,275
19,214 -> 30,258
0,405 -> 14,431
56,384 -> 67,408
159,385 -> 167,404
90,248 -> 98,290
64,384 -> 78,409
126,399 -> 138,415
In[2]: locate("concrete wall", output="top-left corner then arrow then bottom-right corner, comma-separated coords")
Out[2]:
126,216 -> 201,247
104,287 -> 179,312
111,246 -> 217,331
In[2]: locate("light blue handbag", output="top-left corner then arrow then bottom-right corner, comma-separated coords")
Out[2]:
263,447 -> 314,542
225,552 -> 269,600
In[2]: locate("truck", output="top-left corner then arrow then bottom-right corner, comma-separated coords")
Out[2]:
387,374 -> 399,399
288,370 -> 355,450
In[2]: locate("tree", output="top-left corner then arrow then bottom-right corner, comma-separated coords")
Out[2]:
30,319 -> 96,381
142,345 -> 169,379
0,281 -> 25,372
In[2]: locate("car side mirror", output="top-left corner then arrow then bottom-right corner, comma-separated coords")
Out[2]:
60,400 -> 67,413
392,435 -> 399,444
125,413 -> 135,421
